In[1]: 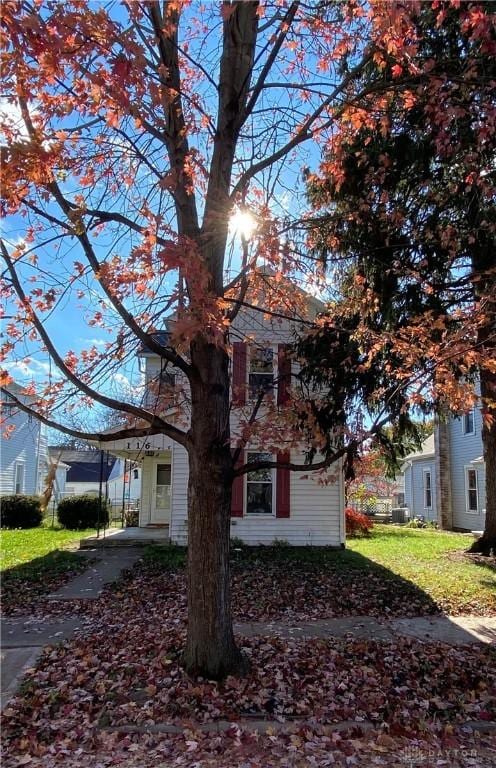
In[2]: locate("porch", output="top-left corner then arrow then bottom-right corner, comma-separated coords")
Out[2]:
80,526 -> 170,549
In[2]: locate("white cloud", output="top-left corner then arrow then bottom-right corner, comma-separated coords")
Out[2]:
5,358 -> 61,382
79,337 -> 108,349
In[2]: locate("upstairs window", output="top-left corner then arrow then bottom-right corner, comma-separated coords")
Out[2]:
463,410 -> 475,435
423,470 -> 432,509
246,452 -> 273,515
465,468 -> 478,512
249,347 -> 274,399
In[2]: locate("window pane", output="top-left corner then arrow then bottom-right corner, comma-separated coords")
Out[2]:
250,347 -> 273,373
425,490 -> 432,508
247,452 -> 272,482
464,412 -> 474,433
468,489 -> 478,511
156,464 -> 171,485
247,482 -> 272,514
249,373 -> 273,396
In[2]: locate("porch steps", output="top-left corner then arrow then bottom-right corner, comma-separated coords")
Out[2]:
79,526 -> 170,549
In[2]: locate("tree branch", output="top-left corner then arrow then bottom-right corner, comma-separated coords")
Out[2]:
230,48 -> 373,199
1,241 -> 187,446
1,387 -> 171,444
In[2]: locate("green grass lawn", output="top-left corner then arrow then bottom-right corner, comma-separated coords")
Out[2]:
0,524 -> 96,571
0,524 -> 98,614
144,524 -> 495,616
347,524 -> 496,612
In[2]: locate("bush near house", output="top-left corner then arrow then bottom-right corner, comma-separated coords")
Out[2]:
57,495 -> 109,530
0,495 -> 43,529
345,507 -> 374,537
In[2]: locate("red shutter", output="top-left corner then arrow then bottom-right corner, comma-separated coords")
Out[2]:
276,451 -> 290,518
231,451 -> 244,517
277,344 -> 291,405
232,342 -> 247,406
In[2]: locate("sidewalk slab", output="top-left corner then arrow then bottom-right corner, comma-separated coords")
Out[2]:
1,647 -> 40,709
235,615 -> 496,645
47,548 -> 142,600
235,616 -> 394,641
1,617 -> 83,648
390,615 -> 496,645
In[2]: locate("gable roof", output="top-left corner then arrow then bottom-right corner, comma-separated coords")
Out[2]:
404,433 -> 435,462
48,449 -> 116,483
137,271 -> 325,356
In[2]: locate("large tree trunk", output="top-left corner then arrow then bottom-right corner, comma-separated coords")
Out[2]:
468,364 -> 496,555
467,191 -> 496,556
183,336 -> 247,678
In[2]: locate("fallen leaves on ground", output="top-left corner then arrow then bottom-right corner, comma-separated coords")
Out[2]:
2,559 -> 496,766
0,555 -> 93,616
12,548 -> 495,621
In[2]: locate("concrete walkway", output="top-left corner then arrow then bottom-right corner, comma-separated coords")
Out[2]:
235,614 -> 496,646
1,548 -> 142,709
47,548 -> 141,600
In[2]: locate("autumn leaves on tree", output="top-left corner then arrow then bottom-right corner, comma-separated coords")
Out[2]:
1,1 -> 495,678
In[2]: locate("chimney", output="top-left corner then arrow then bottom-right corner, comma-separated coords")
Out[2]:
435,417 -> 453,530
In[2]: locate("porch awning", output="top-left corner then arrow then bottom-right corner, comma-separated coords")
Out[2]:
90,432 -> 173,461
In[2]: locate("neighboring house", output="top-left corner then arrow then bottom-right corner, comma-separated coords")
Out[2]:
436,406 -> 486,532
97,291 -> 345,546
402,408 -> 486,531
107,460 -> 141,506
49,448 -> 117,497
0,383 -> 48,496
49,448 -> 141,504
402,434 -> 437,522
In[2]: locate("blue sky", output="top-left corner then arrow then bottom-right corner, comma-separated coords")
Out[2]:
1,1 -> 363,425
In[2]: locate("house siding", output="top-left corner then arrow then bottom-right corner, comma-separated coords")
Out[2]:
1,398 -> 47,496
404,458 -> 436,521
111,296 -> 344,546
448,409 -> 486,531
167,446 -> 343,547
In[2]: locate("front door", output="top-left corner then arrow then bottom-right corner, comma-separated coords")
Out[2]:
151,462 -> 171,524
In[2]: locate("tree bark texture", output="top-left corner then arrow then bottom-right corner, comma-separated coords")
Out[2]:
183,337 -> 247,678
469,363 -> 496,555
467,192 -> 496,556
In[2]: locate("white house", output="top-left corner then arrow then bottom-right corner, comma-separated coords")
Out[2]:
402,434 -> 437,522
402,408 -> 486,531
0,383 -> 48,496
98,296 -> 345,546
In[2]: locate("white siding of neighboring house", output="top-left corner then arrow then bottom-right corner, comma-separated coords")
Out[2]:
107,459 -> 141,505
63,481 -> 102,497
404,457 -> 436,521
1,393 -> 47,496
448,408 -> 486,531
53,465 -> 67,501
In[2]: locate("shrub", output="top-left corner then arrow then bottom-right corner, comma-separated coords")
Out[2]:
345,507 -> 373,537
0,495 -> 43,529
57,495 -> 109,530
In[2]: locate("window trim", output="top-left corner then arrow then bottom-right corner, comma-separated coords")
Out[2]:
244,450 -> 275,517
464,465 -> 479,514
247,345 -> 277,402
463,409 -> 475,436
14,462 -> 25,494
423,468 -> 432,510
